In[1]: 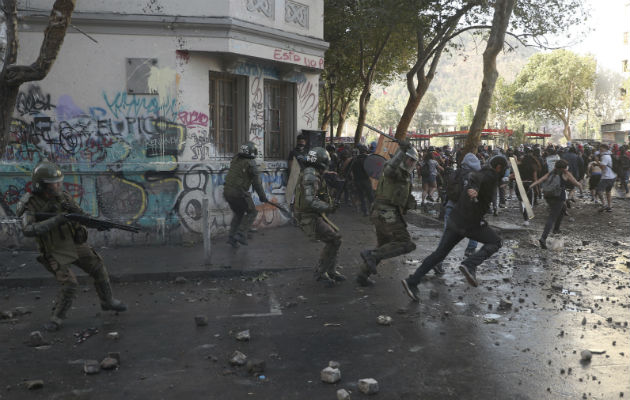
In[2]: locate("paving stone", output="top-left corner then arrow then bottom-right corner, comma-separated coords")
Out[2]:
83,360 -> 100,375
229,351 -> 247,366
358,378 -> 379,394
100,357 -> 119,370
337,388 -> 351,400
321,367 -> 341,383
235,330 -> 250,341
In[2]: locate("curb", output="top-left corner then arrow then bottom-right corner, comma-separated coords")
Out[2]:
0,266 -> 304,288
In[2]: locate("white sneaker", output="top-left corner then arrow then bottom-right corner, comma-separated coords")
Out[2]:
522,220 -> 530,226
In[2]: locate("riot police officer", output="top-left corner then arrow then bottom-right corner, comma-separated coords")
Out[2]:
17,161 -> 127,332
223,141 -> 268,248
357,140 -> 419,287
294,147 -> 344,285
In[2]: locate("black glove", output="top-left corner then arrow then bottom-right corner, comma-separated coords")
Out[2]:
259,196 -> 268,203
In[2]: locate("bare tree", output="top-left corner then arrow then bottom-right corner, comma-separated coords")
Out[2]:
0,0 -> 76,157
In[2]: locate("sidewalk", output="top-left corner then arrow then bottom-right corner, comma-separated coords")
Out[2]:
0,209 -> 444,287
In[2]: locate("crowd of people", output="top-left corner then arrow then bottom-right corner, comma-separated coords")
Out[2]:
283,136 -> 629,296
21,136 -> 628,329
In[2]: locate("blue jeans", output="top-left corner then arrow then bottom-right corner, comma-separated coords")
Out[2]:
443,203 -> 477,252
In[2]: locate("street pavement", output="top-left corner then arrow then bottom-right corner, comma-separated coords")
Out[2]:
1,192 -> 629,399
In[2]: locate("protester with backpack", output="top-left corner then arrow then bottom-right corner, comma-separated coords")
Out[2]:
430,152 -> 482,274
529,159 -> 582,249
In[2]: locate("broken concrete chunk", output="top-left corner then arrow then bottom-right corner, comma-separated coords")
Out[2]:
1,310 -> 13,319
100,357 -> 119,370
328,360 -> 341,369
83,360 -> 101,375
320,367 -> 341,383
174,276 -> 188,284
24,380 -> 43,390
106,332 -> 120,340
337,388 -> 351,400
358,378 -> 379,394
377,315 -> 393,326
229,351 -> 247,366
580,350 -> 592,362
235,329 -> 250,341
28,331 -> 48,347
194,315 -> 208,327
246,359 -> 266,374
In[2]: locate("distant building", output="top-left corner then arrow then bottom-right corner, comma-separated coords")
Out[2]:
599,1 -> 630,144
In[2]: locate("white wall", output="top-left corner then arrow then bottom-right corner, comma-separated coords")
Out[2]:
22,0 -> 324,39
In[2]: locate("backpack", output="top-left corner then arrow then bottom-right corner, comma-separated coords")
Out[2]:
619,154 -> 630,171
542,171 -> 563,198
421,160 -> 431,176
445,168 -> 465,202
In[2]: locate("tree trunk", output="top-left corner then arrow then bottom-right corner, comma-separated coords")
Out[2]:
463,0 -> 516,154
353,88 -> 371,144
336,98 -> 351,138
0,0 -> 76,157
396,92 -> 422,141
320,86 -> 330,131
562,120 -> 571,141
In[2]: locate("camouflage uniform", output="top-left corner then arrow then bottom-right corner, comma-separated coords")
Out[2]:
358,142 -> 418,286
223,148 -> 267,247
17,191 -> 125,330
294,165 -> 343,284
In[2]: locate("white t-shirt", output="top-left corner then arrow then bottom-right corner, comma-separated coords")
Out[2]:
600,152 -> 617,180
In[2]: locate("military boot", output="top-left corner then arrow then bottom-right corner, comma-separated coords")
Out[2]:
227,236 -> 240,248
95,281 -> 127,312
360,250 -> 378,275
45,287 -> 76,331
234,232 -> 248,246
356,263 -> 375,287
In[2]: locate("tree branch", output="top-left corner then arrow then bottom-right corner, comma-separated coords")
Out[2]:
5,0 -> 76,85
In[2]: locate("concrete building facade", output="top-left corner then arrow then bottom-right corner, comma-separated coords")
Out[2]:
0,0 -> 327,247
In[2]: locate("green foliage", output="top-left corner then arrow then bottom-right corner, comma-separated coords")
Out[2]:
505,50 -> 596,139
511,50 -> 596,118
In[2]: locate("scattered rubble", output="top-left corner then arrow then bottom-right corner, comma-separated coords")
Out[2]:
320,367 -> 341,383
358,378 -> 379,394
229,351 -> 247,366
235,330 -> 250,341
376,315 -> 392,326
337,388 -> 351,400
83,360 -> 100,375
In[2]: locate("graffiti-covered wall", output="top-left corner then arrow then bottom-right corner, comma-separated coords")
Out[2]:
0,28 -> 322,248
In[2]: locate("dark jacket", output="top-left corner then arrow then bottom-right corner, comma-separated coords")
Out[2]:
449,166 -> 501,230
560,151 -> 583,180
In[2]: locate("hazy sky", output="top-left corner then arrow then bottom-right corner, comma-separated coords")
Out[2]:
566,0 -> 629,71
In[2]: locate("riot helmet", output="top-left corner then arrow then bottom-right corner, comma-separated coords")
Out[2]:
239,141 -> 258,158
305,147 -> 330,170
400,147 -> 419,173
32,161 -> 64,193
